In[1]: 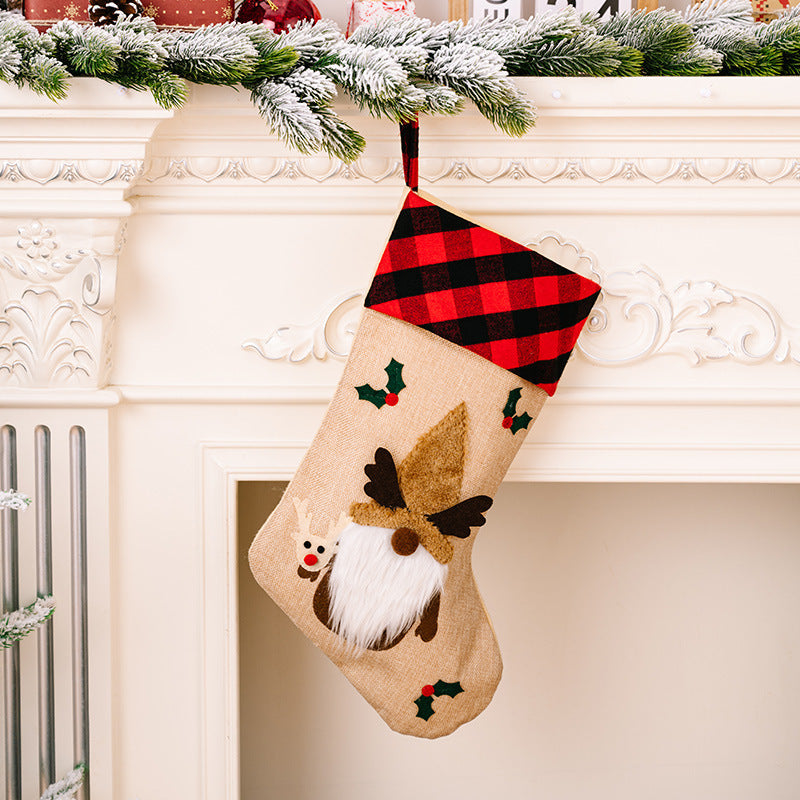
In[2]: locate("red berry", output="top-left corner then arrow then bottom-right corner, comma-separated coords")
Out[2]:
304,554 -> 318,566
385,393 -> 399,406
421,685 -> 434,697
502,416 -> 514,429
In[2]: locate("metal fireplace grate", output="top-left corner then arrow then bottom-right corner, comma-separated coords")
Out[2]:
1,425 -> 89,800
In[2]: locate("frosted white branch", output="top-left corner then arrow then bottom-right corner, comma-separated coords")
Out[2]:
0,489 -> 31,510
0,595 -> 55,648
40,766 -> 85,800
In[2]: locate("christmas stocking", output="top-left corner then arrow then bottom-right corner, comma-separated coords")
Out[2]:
248,121 -> 601,738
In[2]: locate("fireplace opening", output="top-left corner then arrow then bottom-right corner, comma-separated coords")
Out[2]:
236,481 -> 800,800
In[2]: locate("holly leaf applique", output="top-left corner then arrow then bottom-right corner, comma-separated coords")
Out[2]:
433,680 -> 464,698
414,695 -> 435,721
503,387 -> 522,418
510,412 -> 532,434
385,358 -> 406,394
356,359 -> 406,409
356,384 -> 387,408
502,388 -> 532,435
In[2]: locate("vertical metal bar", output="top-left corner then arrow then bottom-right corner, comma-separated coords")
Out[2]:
35,425 -> 56,793
70,426 -> 90,800
1,425 -> 21,800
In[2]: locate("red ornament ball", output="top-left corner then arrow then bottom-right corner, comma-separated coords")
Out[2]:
385,392 -> 399,406
421,685 -> 435,697
502,416 -> 514,429
236,0 -> 321,34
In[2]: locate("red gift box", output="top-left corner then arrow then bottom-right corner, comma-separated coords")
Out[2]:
25,0 -> 235,30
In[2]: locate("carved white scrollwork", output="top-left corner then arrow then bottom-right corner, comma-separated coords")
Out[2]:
245,235 -> 800,368
0,287 -> 96,386
0,219 -> 120,388
529,232 -> 800,366
242,292 -> 363,363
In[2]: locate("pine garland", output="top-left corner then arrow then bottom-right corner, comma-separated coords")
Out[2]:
0,595 -> 56,648
3,0 -> 800,162
40,766 -> 85,800
0,488 -> 31,510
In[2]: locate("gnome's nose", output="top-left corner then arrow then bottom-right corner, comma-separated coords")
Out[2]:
304,553 -> 318,566
392,527 -> 419,556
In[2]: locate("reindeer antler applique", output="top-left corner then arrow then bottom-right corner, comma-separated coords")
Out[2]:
349,403 -> 492,564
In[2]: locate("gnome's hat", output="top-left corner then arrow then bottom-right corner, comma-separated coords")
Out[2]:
349,403 -> 492,564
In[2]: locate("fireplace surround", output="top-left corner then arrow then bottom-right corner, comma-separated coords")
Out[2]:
1,77 -> 799,799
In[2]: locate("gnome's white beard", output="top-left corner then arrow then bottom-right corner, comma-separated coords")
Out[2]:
327,522 -> 447,651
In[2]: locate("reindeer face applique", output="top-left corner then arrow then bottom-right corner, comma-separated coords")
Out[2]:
310,403 -> 492,652
290,498 -> 348,581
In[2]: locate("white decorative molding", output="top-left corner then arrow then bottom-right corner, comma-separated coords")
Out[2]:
242,292 -> 362,363
142,156 -> 800,187
1,221 -> 95,283
0,286 -> 96,386
0,220 -> 120,388
0,160 -> 144,185
245,235 -> 800,368
530,232 -> 800,367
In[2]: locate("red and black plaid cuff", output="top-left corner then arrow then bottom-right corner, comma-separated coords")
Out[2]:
364,192 -> 602,396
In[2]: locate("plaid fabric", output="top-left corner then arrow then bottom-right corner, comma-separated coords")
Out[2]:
364,192 -> 602,395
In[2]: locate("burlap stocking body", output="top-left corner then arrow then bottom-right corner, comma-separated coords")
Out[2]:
249,132 -> 601,738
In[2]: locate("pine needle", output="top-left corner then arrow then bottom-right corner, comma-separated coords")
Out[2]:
44,20 -> 121,76
165,24 -> 260,85
250,79 -> 324,154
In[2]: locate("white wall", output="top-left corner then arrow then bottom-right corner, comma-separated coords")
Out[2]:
239,481 -> 800,800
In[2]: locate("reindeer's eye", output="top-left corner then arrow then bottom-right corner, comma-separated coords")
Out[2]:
317,546 -> 325,554
303,541 -> 311,549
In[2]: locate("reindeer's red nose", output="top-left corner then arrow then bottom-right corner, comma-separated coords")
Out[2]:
303,554 -> 318,566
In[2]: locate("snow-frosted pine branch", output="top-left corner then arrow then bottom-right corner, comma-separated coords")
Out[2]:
429,42 -> 535,135
0,488 -> 31,510
251,80 -> 324,153
0,596 -> 55,648
165,23 -> 260,85
684,0 -> 754,30
40,766 -> 85,800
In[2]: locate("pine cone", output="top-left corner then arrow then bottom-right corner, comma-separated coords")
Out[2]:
88,0 -> 144,25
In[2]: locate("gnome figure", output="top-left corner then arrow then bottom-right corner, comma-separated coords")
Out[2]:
310,404 -> 492,652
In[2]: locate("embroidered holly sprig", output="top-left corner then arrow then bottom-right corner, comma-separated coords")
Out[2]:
501,388 -> 532,434
414,679 -> 464,721
356,358 -> 406,409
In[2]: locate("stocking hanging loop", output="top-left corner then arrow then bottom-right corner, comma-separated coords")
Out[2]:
400,117 -> 419,192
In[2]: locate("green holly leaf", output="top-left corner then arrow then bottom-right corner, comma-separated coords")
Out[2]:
433,680 -> 464,698
510,412 -> 532,434
503,388 -> 522,418
356,385 -> 387,408
384,359 -> 406,395
414,695 -> 435,721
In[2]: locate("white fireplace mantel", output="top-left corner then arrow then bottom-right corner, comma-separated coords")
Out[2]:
2,77 -> 799,480
2,76 -> 800,800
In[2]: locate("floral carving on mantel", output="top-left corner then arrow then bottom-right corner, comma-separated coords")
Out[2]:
529,232 -> 800,367
242,292 -> 362,363
0,287 -> 96,386
0,221 -> 93,283
143,156 -> 800,187
245,237 -> 799,368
